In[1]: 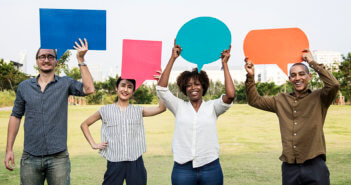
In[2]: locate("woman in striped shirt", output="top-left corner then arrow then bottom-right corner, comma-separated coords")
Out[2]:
81,77 -> 166,185
156,41 -> 235,185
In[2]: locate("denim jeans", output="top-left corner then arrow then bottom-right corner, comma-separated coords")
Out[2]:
20,150 -> 71,185
171,158 -> 223,185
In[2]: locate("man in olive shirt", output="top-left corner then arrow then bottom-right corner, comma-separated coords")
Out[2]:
244,49 -> 340,185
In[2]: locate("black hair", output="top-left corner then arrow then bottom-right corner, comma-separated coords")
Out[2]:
115,77 -> 136,102
290,63 -> 310,75
116,77 -> 136,92
176,68 -> 209,96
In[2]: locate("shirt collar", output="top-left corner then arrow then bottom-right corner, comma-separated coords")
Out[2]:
289,88 -> 312,98
31,74 -> 59,84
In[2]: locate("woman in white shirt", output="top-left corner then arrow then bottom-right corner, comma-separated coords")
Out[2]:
81,77 -> 166,185
156,41 -> 235,185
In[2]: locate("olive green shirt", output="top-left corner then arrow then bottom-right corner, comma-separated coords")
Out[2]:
245,61 -> 340,164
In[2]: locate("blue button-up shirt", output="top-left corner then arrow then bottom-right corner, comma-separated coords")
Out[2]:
11,75 -> 85,156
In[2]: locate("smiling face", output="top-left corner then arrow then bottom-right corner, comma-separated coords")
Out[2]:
116,79 -> 134,101
36,49 -> 57,73
289,64 -> 311,94
185,78 -> 203,102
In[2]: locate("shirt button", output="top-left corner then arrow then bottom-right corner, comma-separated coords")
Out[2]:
294,110 -> 296,113
294,133 -> 297,136
294,100 -> 297,103
293,145 -> 296,149
294,122 -> 297,125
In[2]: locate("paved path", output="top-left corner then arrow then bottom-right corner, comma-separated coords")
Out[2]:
0,107 -> 12,111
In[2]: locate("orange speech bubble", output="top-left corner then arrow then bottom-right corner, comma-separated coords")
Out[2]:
243,28 -> 309,75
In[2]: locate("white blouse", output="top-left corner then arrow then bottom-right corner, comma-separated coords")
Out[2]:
156,86 -> 232,168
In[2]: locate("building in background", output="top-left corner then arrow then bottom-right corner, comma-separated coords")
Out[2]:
3,50 -> 27,73
312,50 -> 342,70
168,65 -> 247,84
17,50 -> 27,73
251,50 -> 342,85
254,64 -> 288,85
88,50 -> 342,86
89,64 -> 103,82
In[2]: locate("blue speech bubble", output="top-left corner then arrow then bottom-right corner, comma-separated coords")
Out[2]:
176,17 -> 231,72
40,8 -> 106,60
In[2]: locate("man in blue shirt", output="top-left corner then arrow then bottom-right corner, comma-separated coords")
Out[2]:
4,38 -> 95,185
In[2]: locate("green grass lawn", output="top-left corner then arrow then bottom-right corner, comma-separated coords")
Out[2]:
1,104 -> 350,185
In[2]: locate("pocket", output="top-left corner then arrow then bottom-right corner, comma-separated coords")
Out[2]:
21,151 -> 31,160
319,159 -> 330,177
20,152 -> 32,167
53,150 -> 69,159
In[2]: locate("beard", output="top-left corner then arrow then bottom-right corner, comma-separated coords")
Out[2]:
40,68 -> 55,73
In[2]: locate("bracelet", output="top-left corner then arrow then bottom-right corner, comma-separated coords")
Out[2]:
78,61 -> 87,67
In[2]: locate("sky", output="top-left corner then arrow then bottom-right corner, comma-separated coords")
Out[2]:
1,0 -> 351,76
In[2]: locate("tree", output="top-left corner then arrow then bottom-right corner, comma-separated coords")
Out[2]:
86,90 -> 104,104
55,50 -> 71,75
168,82 -> 188,101
64,67 -> 81,80
280,81 -> 294,94
0,59 -> 29,91
101,75 -> 119,95
337,53 -> 351,102
256,82 -> 281,96
204,80 -> 224,100
234,82 -> 247,103
309,68 -> 324,90
132,85 -> 154,104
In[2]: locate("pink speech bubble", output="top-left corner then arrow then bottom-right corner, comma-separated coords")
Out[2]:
243,28 -> 309,76
121,39 -> 162,89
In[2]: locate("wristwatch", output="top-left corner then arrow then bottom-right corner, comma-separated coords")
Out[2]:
78,61 -> 87,67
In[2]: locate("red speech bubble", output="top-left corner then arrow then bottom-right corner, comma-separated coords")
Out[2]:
243,28 -> 309,75
121,39 -> 162,89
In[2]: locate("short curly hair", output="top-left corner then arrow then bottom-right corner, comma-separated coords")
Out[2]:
176,68 -> 209,96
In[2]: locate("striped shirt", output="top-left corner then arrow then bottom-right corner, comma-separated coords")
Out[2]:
11,75 -> 85,156
99,104 -> 146,162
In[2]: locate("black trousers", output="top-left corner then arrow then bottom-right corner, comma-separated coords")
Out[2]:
102,156 -> 147,185
282,156 -> 330,185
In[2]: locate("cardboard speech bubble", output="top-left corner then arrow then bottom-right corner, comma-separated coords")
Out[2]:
121,39 -> 162,90
243,28 -> 309,75
176,17 -> 231,72
40,8 -> 106,60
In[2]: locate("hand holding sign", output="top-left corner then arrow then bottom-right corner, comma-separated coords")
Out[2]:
73,38 -> 88,63
244,57 -> 255,76
171,39 -> 182,60
40,8 -> 106,60
243,28 -> 309,76
176,17 -> 231,72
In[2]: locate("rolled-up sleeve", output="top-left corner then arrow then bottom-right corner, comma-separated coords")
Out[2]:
245,74 -> 277,113
66,77 -> 85,96
309,61 -> 340,107
11,84 -> 25,118
213,94 -> 232,117
156,86 -> 181,115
